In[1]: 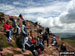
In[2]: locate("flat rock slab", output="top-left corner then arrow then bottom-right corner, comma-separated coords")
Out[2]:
14,54 -> 23,56
23,50 -> 33,56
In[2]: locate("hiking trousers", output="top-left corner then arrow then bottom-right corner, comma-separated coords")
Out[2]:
22,35 -> 28,51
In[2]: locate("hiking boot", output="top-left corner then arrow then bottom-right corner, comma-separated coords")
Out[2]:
22,50 -> 26,52
9,37 -> 12,40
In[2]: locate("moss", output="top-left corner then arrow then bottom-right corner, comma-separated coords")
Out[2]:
13,50 -> 22,54
0,35 -> 17,48
7,53 -> 13,56
0,35 -> 10,48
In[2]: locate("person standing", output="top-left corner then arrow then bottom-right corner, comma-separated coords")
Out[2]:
22,21 -> 28,51
42,27 -> 50,47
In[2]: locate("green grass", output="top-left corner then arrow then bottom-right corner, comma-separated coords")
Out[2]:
63,39 -> 75,48
0,34 -> 17,48
7,53 -> 13,56
0,35 -> 10,48
13,50 -> 22,54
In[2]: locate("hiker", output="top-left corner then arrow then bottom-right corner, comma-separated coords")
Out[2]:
10,18 -> 17,33
36,35 -> 44,51
51,38 -> 58,47
51,35 -> 56,45
52,35 -> 56,40
22,20 -> 28,51
25,36 -> 38,56
30,34 -> 36,44
42,27 -> 50,47
60,42 -> 67,52
12,19 -> 17,28
19,14 -> 23,20
4,20 -> 13,42
35,35 -> 44,54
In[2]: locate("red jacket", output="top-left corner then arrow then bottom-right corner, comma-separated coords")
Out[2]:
4,23 -> 13,30
31,37 -> 36,44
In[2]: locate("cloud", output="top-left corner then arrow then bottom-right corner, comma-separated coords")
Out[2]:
60,0 -> 75,23
0,0 -> 74,33
0,4 -> 15,11
37,17 -> 54,27
13,1 -> 22,5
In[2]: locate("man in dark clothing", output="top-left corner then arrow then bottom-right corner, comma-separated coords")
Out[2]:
60,43 -> 67,52
22,21 -> 28,51
42,27 -> 50,47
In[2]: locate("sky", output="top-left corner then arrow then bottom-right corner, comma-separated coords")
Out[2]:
0,0 -> 75,33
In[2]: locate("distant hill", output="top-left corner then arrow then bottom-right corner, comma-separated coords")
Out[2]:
54,33 -> 75,39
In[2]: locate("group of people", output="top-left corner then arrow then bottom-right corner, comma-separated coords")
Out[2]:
2,14 -> 67,56
3,16 -> 51,55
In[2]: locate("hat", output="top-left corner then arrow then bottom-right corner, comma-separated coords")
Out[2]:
6,20 -> 9,23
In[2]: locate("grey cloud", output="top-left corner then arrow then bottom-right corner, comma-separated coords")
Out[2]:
60,7 -> 75,23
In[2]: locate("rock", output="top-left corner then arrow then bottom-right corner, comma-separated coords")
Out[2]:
39,54 -> 49,56
13,48 -> 22,53
14,54 -> 23,56
23,50 -> 33,56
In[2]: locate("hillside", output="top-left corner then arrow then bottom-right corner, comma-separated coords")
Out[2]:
0,12 -> 75,56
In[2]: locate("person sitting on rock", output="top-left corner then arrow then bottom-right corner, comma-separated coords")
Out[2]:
36,35 -> 44,51
25,36 -> 39,56
60,42 -> 67,52
51,38 -> 58,47
52,35 -> 56,40
30,34 -> 36,44
51,35 -> 56,44
4,20 -> 13,42
22,21 -> 28,52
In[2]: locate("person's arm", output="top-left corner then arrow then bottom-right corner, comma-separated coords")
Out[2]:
22,25 -> 26,34
26,43 -> 31,47
11,25 -> 13,28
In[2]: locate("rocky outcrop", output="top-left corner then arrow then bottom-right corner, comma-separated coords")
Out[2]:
0,12 -> 75,56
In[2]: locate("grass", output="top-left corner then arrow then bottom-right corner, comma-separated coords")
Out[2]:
0,35 -> 10,48
13,50 -> 22,54
63,39 -> 75,48
0,34 -> 17,48
7,53 -> 13,56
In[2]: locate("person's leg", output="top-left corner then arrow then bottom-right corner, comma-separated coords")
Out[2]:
9,30 -> 12,37
9,30 -> 12,40
6,31 -> 9,38
6,30 -> 11,42
47,38 -> 49,46
42,39 -> 45,46
11,29 -> 13,37
18,27 -> 20,34
22,35 -> 26,51
40,43 -> 44,51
